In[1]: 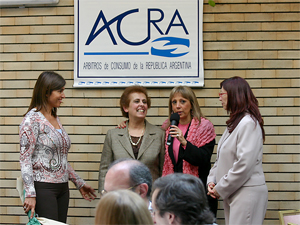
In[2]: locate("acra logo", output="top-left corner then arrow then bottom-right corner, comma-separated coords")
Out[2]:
85,8 -> 190,58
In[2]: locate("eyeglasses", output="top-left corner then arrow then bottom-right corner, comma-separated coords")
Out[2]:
127,183 -> 140,191
100,183 -> 140,198
100,189 -> 107,198
219,92 -> 227,97
149,208 -> 155,218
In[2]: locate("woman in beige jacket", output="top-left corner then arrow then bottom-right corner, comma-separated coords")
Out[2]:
207,76 -> 268,225
98,86 -> 165,193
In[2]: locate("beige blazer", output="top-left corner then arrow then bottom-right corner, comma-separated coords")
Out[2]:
207,114 -> 266,200
98,120 -> 165,192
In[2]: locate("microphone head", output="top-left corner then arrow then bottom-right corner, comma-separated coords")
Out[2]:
170,112 -> 180,123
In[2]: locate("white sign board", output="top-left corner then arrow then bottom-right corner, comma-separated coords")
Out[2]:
74,0 -> 204,87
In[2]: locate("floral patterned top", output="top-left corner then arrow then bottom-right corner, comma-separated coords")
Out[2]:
19,109 -> 85,198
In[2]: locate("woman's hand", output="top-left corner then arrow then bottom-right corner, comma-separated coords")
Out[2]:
23,197 -> 36,218
207,182 -> 220,199
79,184 -> 97,202
207,182 -> 215,195
116,120 -> 127,129
170,125 -> 187,146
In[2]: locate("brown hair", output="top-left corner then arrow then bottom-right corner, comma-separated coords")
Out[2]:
24,71 -> 66,118
120,85 -> 151,118
221,76 -> 265,141
95,189 -> 153,225
168,86 -> 204,124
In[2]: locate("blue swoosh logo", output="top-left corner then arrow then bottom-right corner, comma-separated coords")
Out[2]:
151,37 -> 190,58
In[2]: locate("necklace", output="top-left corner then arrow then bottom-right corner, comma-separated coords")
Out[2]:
128,127 -> 145,146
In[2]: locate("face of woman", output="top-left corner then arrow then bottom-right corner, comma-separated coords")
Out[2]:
219,87 -> 228,110
124,92 -> 148,119
47,87 -> 65,109
171,93 -> 192,124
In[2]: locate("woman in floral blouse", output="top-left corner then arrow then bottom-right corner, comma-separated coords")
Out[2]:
19,71 -> 96,222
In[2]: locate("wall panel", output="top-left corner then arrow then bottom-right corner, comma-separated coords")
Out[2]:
0,0 -> 299,224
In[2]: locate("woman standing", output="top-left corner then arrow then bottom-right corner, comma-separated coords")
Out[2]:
20,71 -> 96,222
162,86 -> 218,215
207,76 -> 268,225
98,86 -> 165,192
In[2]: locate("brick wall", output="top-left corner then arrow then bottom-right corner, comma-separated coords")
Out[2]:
0,0 -> 299,224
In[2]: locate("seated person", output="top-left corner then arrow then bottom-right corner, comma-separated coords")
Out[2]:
95,189 -> 153,225
101,158 -> 153,210
152,173 -> 217,225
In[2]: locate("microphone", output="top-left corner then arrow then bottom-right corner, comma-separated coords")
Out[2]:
166,113 -> 180,146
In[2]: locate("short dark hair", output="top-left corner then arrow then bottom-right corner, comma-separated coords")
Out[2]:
109,158 -> 152,198
24,71 -> 66,118
119,85 -> 151,118
153,173 -> 215,225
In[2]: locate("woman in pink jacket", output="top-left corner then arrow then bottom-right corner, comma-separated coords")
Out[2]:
161,85 -> 218,216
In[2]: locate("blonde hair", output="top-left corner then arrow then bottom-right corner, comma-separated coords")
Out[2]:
95,189 -> 153,225
168,86 -> 204,125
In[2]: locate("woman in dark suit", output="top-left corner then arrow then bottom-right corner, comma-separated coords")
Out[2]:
98,86 -> 165,192
207,76 -> 268,225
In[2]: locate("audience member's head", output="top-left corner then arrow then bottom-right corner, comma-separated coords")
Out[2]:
152,173 -> 215,225
103,158 -> 152,205
95,189 -> 153,225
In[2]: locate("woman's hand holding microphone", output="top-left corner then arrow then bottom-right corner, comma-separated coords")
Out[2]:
170,125 -> 187,146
